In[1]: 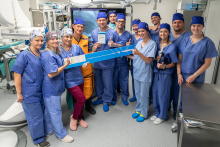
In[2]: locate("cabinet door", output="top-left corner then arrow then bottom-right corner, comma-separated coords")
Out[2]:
204,0 -> 220,84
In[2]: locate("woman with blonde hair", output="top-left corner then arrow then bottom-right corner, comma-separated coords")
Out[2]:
41,31 -> 74,143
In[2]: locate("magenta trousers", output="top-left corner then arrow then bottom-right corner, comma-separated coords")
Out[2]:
68,83 -> 86,120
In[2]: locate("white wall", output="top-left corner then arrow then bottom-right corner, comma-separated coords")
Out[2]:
18,0 -> 33,26
131,0 -> 181,27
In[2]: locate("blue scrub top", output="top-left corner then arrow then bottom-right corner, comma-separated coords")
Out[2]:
12,50 -> 43,103
41,50 -> 65,98
131,33 -> 142,45
153,42 -> 179,74
59,45 -> 85,89
133,40 -> 157,82
115,30 -> 132,66
179,36 -> 218,75
149,30 -> 159,43
89,28 -> 125,69
170,31 -> 192,51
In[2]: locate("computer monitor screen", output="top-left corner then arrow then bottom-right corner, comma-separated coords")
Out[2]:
71,8 -> 126,38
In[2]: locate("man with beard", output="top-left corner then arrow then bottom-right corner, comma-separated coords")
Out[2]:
149,12 -> 161,42
170,13 -> 192,120
108,11 -> 117,29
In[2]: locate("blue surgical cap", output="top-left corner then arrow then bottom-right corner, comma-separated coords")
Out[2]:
97,12 -> 107,20
138,22 -> 149,32
74,18 -> 84,26
132,19 -> 141,26
151,12 -> 160,18
109,11 -> 117,17
159,23 -> 171,33
190,16 -> 204,26
172,13 -> 184,22
116,13 -> 126,21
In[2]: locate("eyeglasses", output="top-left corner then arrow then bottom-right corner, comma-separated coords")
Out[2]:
117,21 -> 125,24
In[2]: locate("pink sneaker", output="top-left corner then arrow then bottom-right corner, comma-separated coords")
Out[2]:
78,119 -> 88,128
70,115 -> 77,131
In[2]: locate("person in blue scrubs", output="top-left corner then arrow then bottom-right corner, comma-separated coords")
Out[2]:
177,16 -> 218,85
41,31 -> 74,143
149,12 -> 161,42
59,27 -> 89,131
170,13 -> 192,120
89,12 -> 124,112
12,30 -> 50,147
128,22 -> 157,122
108,11 -> 117,29
112,13 -> 132,106
126,19 -> 142,102
151,23 -> 179,125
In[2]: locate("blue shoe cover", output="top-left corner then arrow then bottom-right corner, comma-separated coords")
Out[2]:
111,101 -> 116,105
136,115 -> 145,122
132,112 -> 140,119
123,100 -> 129,106
92,99 -> 103,105
103,104 -> 109,112
129,97 -> 136,102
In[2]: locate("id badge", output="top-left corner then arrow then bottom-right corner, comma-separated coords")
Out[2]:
98,32 -> 106,44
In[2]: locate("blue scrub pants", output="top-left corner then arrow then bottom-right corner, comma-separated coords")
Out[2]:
152,73 -> 172,120
131,60 -> 136,97
134,79 -> 151,118
112,65 -> 129,102
94,68 -> 114,105
44,95 -> 67,139
22,100 -> 52,144
170,70 -> 179,113
179,73 -> 205,109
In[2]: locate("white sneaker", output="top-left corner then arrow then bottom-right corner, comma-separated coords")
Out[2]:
150,116 -> 157,121
61,135 -> 74,143
154,118 -> 164,125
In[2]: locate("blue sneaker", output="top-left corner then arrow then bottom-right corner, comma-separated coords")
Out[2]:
132,111 -> 140,119
123,100 -> 129,106
103,104 -> 109,112
111,101 -> 116,106
92,99 -> 103,105
129,97 -> 136,102
136,114 -> 145,122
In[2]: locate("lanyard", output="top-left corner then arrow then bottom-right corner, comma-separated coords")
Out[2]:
27,47 -> 40,59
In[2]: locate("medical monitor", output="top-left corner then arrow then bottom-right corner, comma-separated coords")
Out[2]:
71,8 -> 126,38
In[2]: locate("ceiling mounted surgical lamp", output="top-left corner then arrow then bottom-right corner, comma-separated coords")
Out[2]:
120,0 -> 137,8
70,0 -> 93,8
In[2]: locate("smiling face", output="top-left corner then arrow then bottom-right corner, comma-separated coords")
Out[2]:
191,24 -> 204,35
151,16 -> 161,25
159,28 -> 170,40
138,28 -> 148,39
132,24 -> 139,33
72,24 -> 84,35
47,37 -> 59,48
96,18 -> 108,29
109,14 -> 116,24
31,36 -> 44,50
116,19 -> 125,29
62,35 -> 72,46
172,20 -> 185,32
